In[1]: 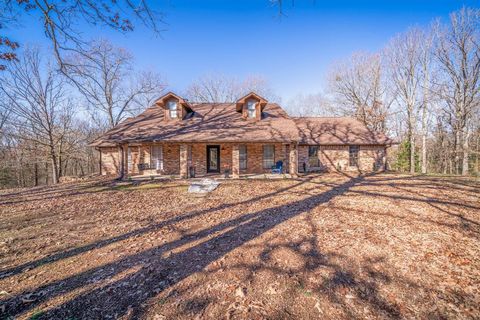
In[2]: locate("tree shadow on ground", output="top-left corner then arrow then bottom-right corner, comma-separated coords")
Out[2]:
0,178 -> 312,280
3,174 -> 385,319
1,173 -> 479,319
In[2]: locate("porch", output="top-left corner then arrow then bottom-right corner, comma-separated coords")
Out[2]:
108,142 -> 298,179
127,172 -> 294,181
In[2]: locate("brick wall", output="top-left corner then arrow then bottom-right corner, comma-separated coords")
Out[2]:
298,145 -> 387,172
163,144 -> 180,175
187,143 -> 288,176
239,143 -> 286,174
102,142 -> 369,177
358,146 -> 386,171
191,143 -> 207,175
100,147 -> 121,175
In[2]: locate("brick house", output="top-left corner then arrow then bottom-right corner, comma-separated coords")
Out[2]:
90,92 -> 393,178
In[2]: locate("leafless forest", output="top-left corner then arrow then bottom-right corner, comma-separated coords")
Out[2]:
0,3 -> 479,188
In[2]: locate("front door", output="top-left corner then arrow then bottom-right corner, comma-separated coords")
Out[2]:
206,145 -> 220,173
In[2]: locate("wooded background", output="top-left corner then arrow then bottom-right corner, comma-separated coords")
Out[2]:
0,2 -> 479,188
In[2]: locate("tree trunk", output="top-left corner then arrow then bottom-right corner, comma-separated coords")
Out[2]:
408,107 -> 415,174
421,73 -> 428,174
421,132 -> 427,174
454,129 -> 460,174
462,128 -> 470,176
34,161 -> 38,187
50,149 -> 59,184
476,136 -> 480,174
45,161 -> 49,185
410,134 -> 415,174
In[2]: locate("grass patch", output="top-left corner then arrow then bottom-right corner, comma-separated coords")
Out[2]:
29,310 -> 45,320
157,297 -> 169,306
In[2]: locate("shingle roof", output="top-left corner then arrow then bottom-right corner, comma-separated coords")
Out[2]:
293,117 -> 394,145
90,101 -> 393,147
90,102 -> 299,146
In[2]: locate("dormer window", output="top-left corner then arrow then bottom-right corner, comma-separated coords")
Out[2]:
236,92 -> 268,120
156,92 -> 193,121
167,100 -> 178,119
247,99 -> 256,118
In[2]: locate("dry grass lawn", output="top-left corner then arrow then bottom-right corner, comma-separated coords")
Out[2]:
0,173 -> 479,319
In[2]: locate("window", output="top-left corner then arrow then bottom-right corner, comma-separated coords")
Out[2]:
349,145 -> 359,167
127,147 -> 133,172
151,145 -> 163,170
308,146 -> 320,167
187,145 -> 192,167
246,99 -> 256,118
167,100 -> 177,119
127,146 -> 138,172
239,145 -> 247,170
263,145 -> 275,169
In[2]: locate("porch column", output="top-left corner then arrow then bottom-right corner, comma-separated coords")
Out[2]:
289,143 -> 298,176
179,144 -> 188,178
232,144 -> 240,178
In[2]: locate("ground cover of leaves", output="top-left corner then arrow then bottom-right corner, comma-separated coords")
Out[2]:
0,173 -> 479,319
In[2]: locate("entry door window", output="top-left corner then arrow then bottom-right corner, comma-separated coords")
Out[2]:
207,146 -> 220,173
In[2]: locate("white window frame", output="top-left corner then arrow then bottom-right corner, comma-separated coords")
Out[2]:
246,99 -> 256,118
239,145 -> 247,170
167,100 -> 178,119
263,145 -> 275,169
151,145 -> 164,170
349,145 -> 359,167
127,147 -> 133,172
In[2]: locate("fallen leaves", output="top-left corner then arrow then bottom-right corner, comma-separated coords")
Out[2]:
0,174 -> 478,319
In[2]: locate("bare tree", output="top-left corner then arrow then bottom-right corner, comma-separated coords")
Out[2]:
386,28 -> 424,174
419,28 -> 436,174
435,7 -> 480,175
0,0 -> 162,70
327,52 -> 394,133
285,93 -> 333,116
185,73 -> 279,103
65,40 -> 166,128
0,92 -> 10,133
0,48 -> 74,184
0,36 -> 19,71
0,3 -> 20,70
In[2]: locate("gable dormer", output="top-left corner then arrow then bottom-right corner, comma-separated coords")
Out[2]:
155,92 -> 193,121
236,92 -> 268,121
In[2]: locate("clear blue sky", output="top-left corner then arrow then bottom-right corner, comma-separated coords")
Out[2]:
10,0 -> 479,102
